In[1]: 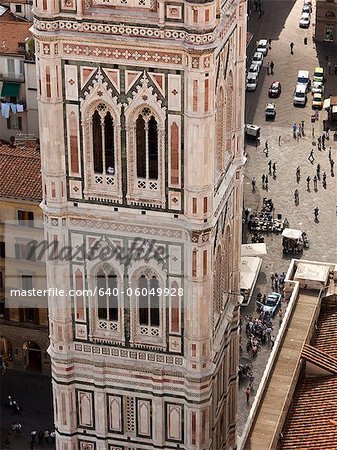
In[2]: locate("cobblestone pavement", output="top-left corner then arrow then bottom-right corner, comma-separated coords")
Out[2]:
238,0 -> 337,438
0,370 -> 55,450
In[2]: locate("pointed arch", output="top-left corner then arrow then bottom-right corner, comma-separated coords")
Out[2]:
69,112 -> 79,174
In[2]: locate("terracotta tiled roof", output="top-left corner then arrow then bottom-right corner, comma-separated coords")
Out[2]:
302,343 -> 337,375
280,376 -> 337,449
311,296 -> 337,358
279,295 -> 337,449
0,142 -> 42,201
0,9 -> 31,55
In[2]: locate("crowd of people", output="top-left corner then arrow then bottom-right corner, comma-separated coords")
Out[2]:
3,395 -> 55,449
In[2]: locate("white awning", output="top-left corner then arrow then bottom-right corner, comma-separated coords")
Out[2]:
240,256 -> 262,290
332,105 -> 337,114
282,228 -> 302,240
323,98 -> 331,109
241,243 -> 267,257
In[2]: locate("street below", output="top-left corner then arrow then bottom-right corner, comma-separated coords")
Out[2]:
238,0 -> 337,437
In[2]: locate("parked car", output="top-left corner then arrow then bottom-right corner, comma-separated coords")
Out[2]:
293,84 -> 307,106
299,12 -> 310,28
312,93 -> 323,109
313,66 -> 324,83
303,0 -> 312,11
258,292 -> 282,316
245,124 -> 261,140
311,81 -> 324,95
248,63 -> 260,76
252,51 -> 264,68
302,4 -> 311,13
297,70 -> 310,91
265,103 -> 276,119
269,81 -> 281,98
256,39 -> 269,56
246,73 -> 258,91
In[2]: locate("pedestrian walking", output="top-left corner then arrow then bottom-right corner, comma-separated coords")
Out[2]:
331,159 -> 335,172
44,430 -> 50,444
266,61 -> 270,75
301,120 -> 305,135
290,42 -> 294,54
292,123 -> 297,139
316,163 -> 321,178
278,135 -> 281,146
313,175 -> 318,190
262,173 -> 265,187
322,134 -> 326,149
272,162 -> 276,176
271,335 -> 275,349
246,387 -> 251,404
31,431 -> 37,444
322,171 -> 327,188
38,431 -> 44,446
314,206 -> 320,222
265,174 -> 269,189
309,149 -> 314,163
252,177 -> 256,192
329,147 -> 332,161
328,61 -> 331,74
271,273 -> 275,287
268,159 -> 272,174
270,61 -> 274,75
326,124 -> 330,139
296,166 -> 301,182
50,431 -> 56,444
268,38 -> 272,49
306,175 -> 311,190
264,140 -> 269,157
294,189 -> 299,204
278,309 -> 283,326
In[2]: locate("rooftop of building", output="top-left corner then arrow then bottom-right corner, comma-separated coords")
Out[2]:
279,295 -> 337,449
239,260 -> 337,450
0,139 -> 42,202
0,6 -> 32,55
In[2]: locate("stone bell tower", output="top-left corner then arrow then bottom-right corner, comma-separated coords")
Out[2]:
33,0 -> 246,448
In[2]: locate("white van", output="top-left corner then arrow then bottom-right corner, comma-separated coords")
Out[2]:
293,84 -> 307,106
297,70 -> 310,90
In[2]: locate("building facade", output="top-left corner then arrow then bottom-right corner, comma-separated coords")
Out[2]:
315,0 -> 337,43
0,7 -> 38,141
0,140 -> 50,375
33,0 -> 246,448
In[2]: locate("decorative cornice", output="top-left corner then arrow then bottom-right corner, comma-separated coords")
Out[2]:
33,17 -> 217,45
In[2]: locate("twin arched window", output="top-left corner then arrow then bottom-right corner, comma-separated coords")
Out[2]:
136,109 -> 159,180
92,105 -> 115,175
138,275 -> 160,326
96,267 -> 118,321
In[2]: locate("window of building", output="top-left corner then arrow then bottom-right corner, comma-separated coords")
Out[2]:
138,275 -> 160,326
46,66 -> 51,98
170,281 -> 180,333
22,274 -> 33,291
92,105 -> 115,175
136,111 -> 158,180
19,59 -> 24,76
15,243 -> 36,261
192,198 -> 197,214
15,4 -> 22,12
7,59 -> 15,77
203,196 -> 208,213
17,210 -> 34,226
7,116 -> 22,130
96,267 -> 118,322
0,242 -> 5,259
324,25 -> 334,42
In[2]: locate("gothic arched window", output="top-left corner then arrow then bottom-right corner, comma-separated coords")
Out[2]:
136,109 -> 159,180
96,267 -> 118,322
216,87 -> 225,175
92,104 -> 115,175
138,274 -> 160,327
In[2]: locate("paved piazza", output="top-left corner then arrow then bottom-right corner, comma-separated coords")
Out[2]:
238,0 -> 337,437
